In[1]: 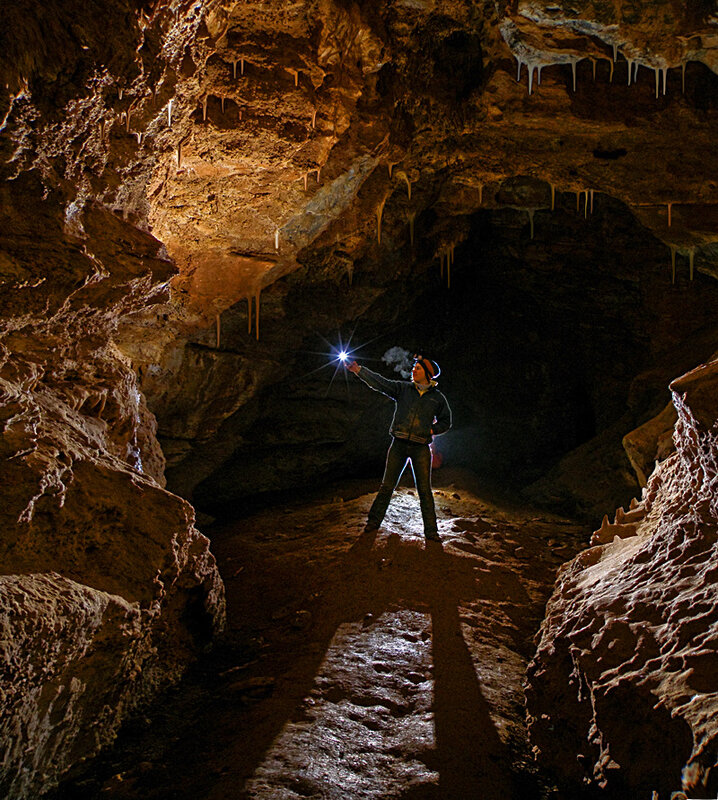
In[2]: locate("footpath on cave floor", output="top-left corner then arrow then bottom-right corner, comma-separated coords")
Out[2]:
55,467 -> 588,800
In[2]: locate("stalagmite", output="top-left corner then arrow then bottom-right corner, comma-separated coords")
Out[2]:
167,98 -> 173,127
216,314 -> 221,348
202,95 -> 208,121
670,245 -> 677,284
527,208 -> 535,239
275,229 -> 280,251
408,211 -> 416,246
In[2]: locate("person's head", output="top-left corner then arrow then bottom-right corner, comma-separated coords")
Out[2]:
412,355 -> 440,384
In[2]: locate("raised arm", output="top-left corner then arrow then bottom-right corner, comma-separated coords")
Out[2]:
346,363 -> 402,400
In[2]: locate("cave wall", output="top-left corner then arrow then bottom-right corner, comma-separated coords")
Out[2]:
0,3 -> 225,797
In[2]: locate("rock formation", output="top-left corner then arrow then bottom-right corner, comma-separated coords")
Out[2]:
1,0 -> 718,796
526,359 -> 718,797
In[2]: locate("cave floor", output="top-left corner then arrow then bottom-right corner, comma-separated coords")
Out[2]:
56,467 -> 587,800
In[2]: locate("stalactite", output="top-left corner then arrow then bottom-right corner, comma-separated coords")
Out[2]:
167,99 -> 173,127
232,59 -> 238,79
655,67 -> 660,99
216,314 -> 221,348
376,196 -> 388,244
126,110 -> 132,132
286,68 -> 299,86
667,202 -> 673,227
221,95 -> 225,113
527,208 -> 535,239
303,172 -> 308,191
682,62 -> 686,94
275,228 -> 280,251
626,58 -> 634,86
571,58 -> 578,92
528,63 -> 536,94
612,44 -> 618,62
247,295 -> 252,333
202,95 -> 208,121
516,55 -> 523,82
408,211 -> 416,246
255,290 -> 260,340
177,140 -> 182,168
387,161 -> 398,178
689,246 -> 695,280
584,190 -> 589,218
241,58 -> 245,75
662,67 -> 668,95
591,58 -> 596,81
590,189 -> 594,214
670,245 -> 677,284
576,191 -> 580,212
315,167 -> 321,183
396,171 -> 411,199
135,131 -> 142,145
550,184 -> 555,211
119,88 -> 124,100
609,60 -> 614,82
479,183 -> 483,205
311,108 -> 317,128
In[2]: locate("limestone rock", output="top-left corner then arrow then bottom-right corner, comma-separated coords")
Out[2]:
526,357 -> 718,797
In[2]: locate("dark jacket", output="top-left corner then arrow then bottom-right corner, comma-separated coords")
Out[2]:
356,366 -> 452,445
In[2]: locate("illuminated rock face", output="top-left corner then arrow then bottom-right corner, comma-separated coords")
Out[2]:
0,0 -> 717,796
526,359 -> 718,797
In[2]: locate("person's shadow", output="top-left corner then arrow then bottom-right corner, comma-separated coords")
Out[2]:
214,526 -> 527,799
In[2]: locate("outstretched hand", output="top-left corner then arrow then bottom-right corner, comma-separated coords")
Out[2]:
346,360 -> 360,374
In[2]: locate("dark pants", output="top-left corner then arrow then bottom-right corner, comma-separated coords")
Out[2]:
368,437 -> 437,534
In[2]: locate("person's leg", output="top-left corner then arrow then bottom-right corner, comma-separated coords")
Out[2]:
409,443 -> 439,538
367,439 -> 408,528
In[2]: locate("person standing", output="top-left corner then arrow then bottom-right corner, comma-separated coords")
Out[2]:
346,355 -> 452,541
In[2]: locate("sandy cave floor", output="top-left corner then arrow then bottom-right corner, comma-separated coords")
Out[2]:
55,467 -> 588,800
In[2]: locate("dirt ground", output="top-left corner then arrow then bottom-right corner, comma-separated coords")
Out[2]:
54,467 -> 588,800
